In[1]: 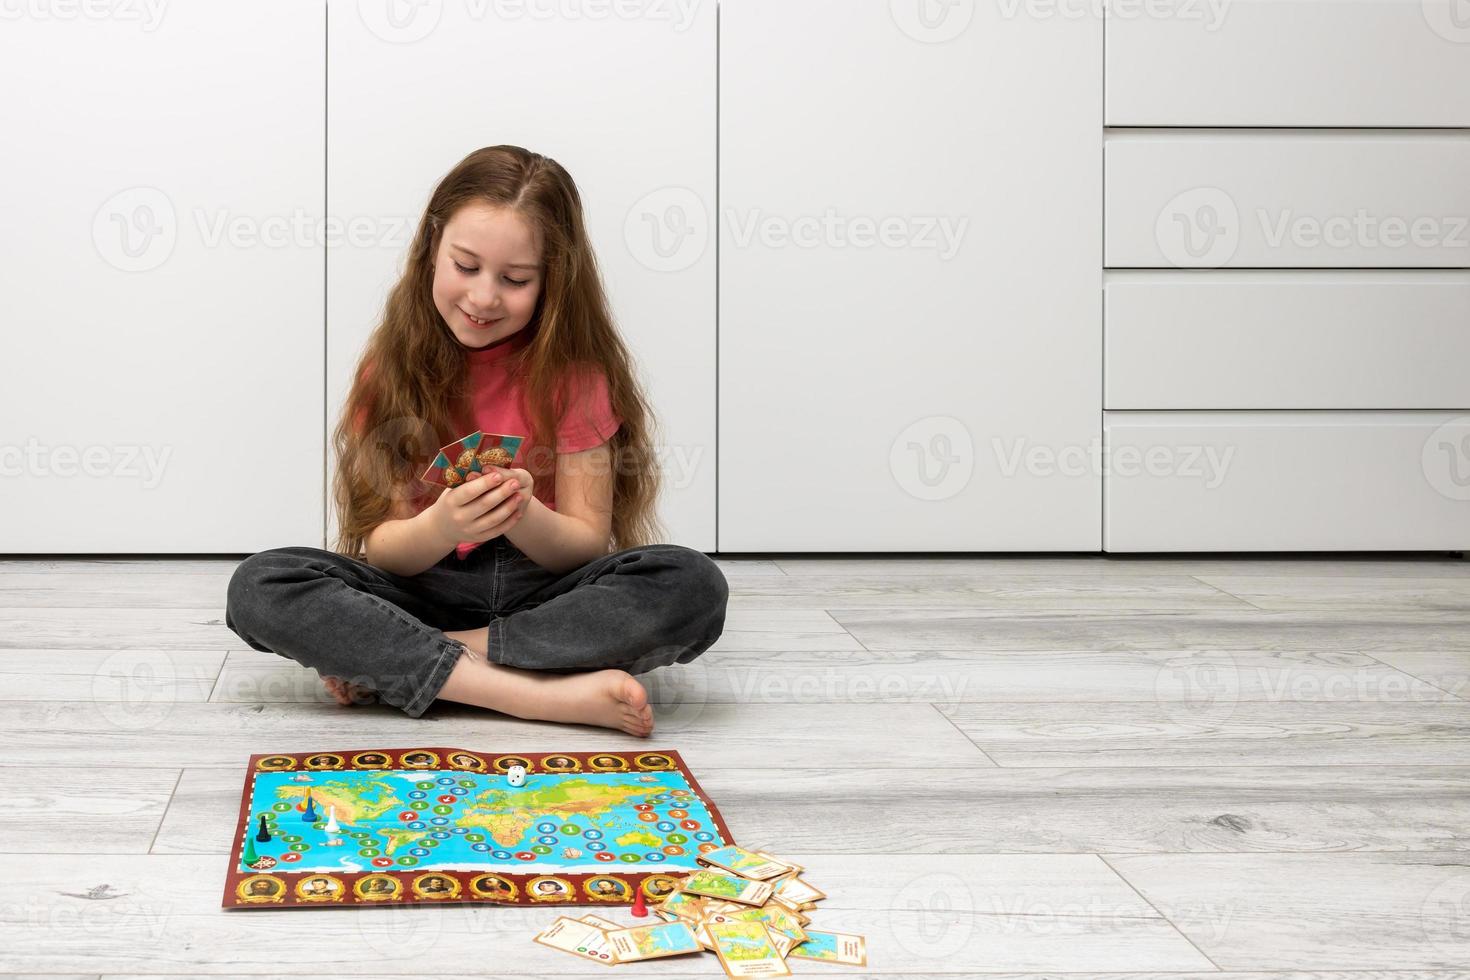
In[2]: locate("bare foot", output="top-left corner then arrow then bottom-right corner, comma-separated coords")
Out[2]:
438,656 -> 654,737
320,674 -> 376,706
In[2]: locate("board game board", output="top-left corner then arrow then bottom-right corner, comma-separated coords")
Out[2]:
222,748 -> 734,910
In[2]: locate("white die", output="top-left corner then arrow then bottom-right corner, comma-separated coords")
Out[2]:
506,765 -> 527,787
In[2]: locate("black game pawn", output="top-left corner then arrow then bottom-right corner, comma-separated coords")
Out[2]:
256,814 -> 273,843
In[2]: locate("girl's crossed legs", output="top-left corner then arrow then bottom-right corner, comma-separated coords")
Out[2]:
224,536 -> 729,736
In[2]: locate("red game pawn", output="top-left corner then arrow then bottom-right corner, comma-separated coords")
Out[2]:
630,886 -> 648,918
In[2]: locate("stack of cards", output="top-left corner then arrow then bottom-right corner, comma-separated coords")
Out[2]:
533,846 -> 866,975
418,430 -> 525,488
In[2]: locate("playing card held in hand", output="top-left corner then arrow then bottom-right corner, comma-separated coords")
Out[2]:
418,430 -> 526,488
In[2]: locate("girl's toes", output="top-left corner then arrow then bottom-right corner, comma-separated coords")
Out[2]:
321,676 -> 351,705
321,674 -> 376,706
616,673 -> 649,712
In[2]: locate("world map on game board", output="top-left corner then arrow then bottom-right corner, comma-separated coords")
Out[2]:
223,748 -> 735,909
252,769 -> 719,872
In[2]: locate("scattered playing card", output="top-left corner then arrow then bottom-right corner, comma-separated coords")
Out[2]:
708,903 -> 809,944
682,869 -> 774,907
698,845 -> 793,881
708,920 -> 792,978
605,921 -> 703,961
772,876 -> 825,907
418,429 -> 525,487
656,884 -> 705,921
533,916 -> 618,966
789,929 -> 868,966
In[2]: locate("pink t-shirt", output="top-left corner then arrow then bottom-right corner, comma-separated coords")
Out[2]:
450,329 -> 621,560
351,330 -> 622,562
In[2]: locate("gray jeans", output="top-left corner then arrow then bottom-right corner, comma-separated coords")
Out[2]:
224,536 -> 729,718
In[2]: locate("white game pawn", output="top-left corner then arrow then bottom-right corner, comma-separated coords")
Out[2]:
323,806 -> 340,834
506,764 -> 527,788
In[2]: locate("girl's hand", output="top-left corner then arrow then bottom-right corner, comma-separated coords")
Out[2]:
496,466 -> 534,521
424,466 -> 533,544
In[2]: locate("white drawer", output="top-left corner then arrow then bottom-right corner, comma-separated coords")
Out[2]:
1105,271 -> 1470,409
1105,133 -> 1470,268
1106,0 -> 1470,127
1103,411 -> 1470,551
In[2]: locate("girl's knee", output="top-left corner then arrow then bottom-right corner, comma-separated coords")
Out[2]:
646,545 -> 729,612
229,546 -> 294,596
226,547 -> 323,626
634,546 -> 729,664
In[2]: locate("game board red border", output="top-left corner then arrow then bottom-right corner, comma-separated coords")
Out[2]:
222,748 -> 736,910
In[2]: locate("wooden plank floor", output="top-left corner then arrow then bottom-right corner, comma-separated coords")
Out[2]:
1,553 -> 1467,977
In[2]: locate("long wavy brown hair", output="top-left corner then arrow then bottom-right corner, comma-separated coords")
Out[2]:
331,145 -> 665,560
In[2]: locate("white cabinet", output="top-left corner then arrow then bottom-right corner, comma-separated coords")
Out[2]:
718,0 -> 1102,551
0,0 -> 325,553
1106,0 -> 1470,127
1102,20 -> 1470,552
326,0 -> 716,550
1105,271 -> 1470,409
1104,412 -> 1470,551
1105,133 -> 1470,269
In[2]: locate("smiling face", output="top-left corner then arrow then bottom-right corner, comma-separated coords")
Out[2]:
432,202 -> 544,351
